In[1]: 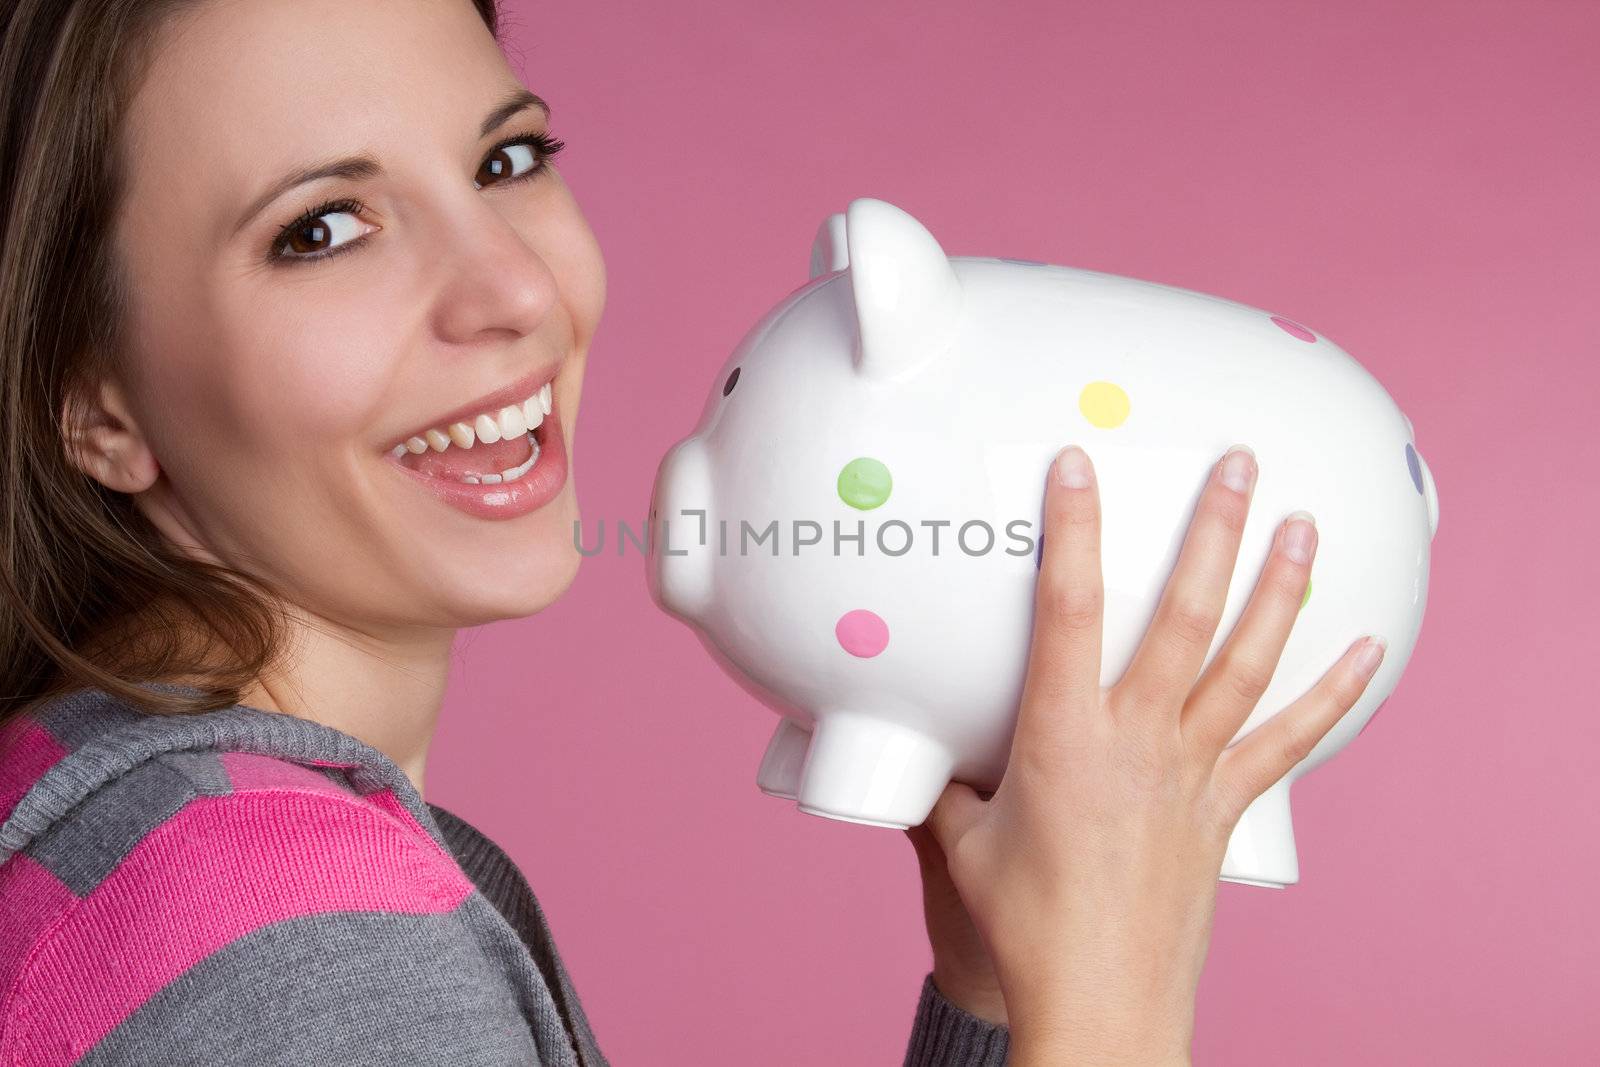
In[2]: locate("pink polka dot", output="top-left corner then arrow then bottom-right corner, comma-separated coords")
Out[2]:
835,609 -> 890,658
1270,315 -> 1317,342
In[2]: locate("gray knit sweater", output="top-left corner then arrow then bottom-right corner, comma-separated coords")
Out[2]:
0,684 -> 1010,1064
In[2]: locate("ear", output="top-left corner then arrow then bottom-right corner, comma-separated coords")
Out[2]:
808,212 -> 849,279
843,198 -> 962,381
61,374 -> 161,493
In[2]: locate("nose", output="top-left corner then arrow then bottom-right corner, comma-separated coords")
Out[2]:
428,201 -> 559,346
646,437 -> 714,621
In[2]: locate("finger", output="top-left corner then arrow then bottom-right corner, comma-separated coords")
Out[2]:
1181,510 -> 1318,760
1012,445 -> 1105,760
923,778 -> 988,857
1212,635 -> 1387,819
1113,445 -> 1256,726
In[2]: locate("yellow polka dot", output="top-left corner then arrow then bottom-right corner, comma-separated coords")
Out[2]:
1300,577 -> 1312,610
1078,381 -> 1130,428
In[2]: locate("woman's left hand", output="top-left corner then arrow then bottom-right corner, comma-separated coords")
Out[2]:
906,818 -> 1008,1026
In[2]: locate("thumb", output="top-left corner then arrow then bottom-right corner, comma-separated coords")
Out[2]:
924,777 -> 988,855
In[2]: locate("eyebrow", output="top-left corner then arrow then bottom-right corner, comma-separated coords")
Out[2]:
230,87 -> 552,237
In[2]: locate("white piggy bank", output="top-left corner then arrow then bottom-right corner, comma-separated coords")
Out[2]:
647,197 -> 1437,888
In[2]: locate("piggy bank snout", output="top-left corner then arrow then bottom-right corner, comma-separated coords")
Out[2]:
646,437 -> 714,621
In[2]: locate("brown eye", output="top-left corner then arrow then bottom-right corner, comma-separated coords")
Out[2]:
271,200 -> 371,263
475,142 -> 539,189
285,219 -> 331,255
722,366 -> 741,396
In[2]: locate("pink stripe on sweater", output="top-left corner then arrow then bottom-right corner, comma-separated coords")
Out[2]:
220,750 -> 351,796
3,790 -> 474,1066
0,719 -> 67,826
0,855 -> 76,1010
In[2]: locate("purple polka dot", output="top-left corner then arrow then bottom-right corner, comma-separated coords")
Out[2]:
1405,443 -> 1424,495
1270,315 -> 1316,342
836,609 -> 890,658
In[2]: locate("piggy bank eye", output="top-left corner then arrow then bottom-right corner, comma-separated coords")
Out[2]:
722,366 -> 741,397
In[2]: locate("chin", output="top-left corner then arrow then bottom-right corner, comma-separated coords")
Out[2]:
444,547 -> 580,624
451,485 -> 583,623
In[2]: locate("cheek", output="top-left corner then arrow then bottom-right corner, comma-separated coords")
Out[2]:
569,225 -> 606,333
534,200 -> 606,341
220,306 -> 400,455
135,334 -> 394,505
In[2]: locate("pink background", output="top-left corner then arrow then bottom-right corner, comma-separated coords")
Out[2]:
427,1 -> 1598,1063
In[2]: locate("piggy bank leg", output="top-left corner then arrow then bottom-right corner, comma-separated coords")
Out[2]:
1218,777 -> 1299,888
794,712 -> 955,829
756,717 -> 813,800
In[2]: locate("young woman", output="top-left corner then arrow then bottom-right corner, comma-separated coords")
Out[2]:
0,1 -> 1384,1063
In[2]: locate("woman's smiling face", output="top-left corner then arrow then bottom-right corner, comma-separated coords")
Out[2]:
105,0 -> 605,633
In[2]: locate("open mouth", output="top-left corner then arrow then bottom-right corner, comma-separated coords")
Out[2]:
386,377 -> 554,486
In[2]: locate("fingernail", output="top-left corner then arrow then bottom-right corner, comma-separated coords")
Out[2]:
1220,445 -> 1256,494
1055,446 -> 1091,489
1354,636 -> 1387,678
1282,510 -> 1317,565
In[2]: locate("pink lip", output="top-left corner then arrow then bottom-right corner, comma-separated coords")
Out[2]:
383,363 -> 561,454
384,401 -> 568,521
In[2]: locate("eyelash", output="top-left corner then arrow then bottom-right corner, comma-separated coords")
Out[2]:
267,128 -> 567,265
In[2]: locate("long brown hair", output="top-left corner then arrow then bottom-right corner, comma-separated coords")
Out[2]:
0,0 -> 501,725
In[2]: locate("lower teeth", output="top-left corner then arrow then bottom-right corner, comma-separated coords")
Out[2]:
453,431 -> 539,485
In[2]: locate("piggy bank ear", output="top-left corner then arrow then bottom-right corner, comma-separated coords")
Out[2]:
844,198 -> 963,380
809,212 -> 848,278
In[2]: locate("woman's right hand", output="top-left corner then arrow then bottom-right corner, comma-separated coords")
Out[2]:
923,443 -> 1387,1065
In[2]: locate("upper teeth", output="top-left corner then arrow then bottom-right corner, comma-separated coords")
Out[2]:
390,381 -> 551,458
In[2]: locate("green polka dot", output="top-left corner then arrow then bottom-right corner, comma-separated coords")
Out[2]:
838,457 -> 892,510
1300,577 -> 1312,610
